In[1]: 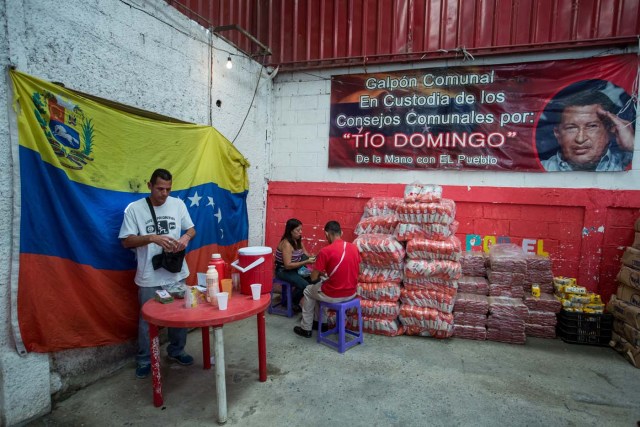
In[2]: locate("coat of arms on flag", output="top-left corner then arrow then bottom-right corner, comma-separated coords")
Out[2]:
32,90 -> 94,170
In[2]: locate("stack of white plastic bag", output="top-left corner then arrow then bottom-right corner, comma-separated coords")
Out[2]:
396,183 -> 461,338
351,197 -> 405,336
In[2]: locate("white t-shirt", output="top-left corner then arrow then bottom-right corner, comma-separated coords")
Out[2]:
119,196 -> 195,287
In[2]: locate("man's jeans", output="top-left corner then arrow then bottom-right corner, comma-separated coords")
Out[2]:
137,286 -> 187,367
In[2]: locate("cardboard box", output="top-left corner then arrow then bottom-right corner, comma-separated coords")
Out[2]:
616,284 -> 640,307
613,319 -> 640,347
634,232 -> 640,250
621,246 -> 640,271
609,331 -> 640,368
617,265 -> 640,291
608,295 -> 640,330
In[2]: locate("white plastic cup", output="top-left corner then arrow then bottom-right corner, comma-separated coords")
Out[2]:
216,292 -> 229,310
250,283 -> 261,300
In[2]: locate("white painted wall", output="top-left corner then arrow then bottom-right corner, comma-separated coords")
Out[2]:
271,48 -> 640,190
0,0 -> 270,424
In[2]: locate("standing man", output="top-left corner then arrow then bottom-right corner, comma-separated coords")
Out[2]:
294,221 -> 361,338
541,90 -> 635,171
119,168 -> 196,379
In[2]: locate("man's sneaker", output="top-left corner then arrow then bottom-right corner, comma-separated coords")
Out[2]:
167,353 -> 194,366
135,365 -> 150,379
293,326 -> 312,338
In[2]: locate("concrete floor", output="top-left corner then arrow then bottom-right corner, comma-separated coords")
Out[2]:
28,312 -> 639,427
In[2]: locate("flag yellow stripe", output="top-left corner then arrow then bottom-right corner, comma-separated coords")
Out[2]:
10,70 -> 249,193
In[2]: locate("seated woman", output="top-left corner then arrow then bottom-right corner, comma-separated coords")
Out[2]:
275,218 -> 316,312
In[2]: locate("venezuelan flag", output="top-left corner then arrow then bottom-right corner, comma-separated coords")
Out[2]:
10,70 -> 250,352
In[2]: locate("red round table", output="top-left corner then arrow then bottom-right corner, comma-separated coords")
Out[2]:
142,293 -> 270,424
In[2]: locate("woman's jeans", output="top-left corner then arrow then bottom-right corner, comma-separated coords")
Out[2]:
275,268 -> 313,306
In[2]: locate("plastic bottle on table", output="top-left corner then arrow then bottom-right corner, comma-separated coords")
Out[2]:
206,265 -> 219,306
208,253 -> 226,281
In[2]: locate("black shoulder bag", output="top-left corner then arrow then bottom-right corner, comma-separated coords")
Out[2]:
146,197 -> 185,273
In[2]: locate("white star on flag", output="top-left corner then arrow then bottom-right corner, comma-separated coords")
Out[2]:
207,197 -> 215,208
214,208 -> 222,223
187,192 -> 202,207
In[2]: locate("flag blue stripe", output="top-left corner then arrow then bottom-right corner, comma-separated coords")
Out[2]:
20,146 -> 248,270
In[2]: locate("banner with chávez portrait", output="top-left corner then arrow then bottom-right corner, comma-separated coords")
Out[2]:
329,54 -> 638,172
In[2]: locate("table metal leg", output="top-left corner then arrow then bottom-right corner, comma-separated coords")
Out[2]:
213,326 -> 226,424
202,327 -> 211,370
257,310 -> 267,382
149,323 -> 163,407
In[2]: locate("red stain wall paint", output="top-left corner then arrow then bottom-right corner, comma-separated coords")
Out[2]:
265,181 -> 640,303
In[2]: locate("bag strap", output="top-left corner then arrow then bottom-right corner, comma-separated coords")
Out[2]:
328,241 -> 347,278
145,197 -> 159,235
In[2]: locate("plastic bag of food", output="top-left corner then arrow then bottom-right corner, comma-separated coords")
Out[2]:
526,310 -> 557,326
404,259 -> 462,280
357,281 -> 402,301
359,299 -> 401,319
488,243 -> 527,273
394,221 -> 459,242
488,283 -> 525,298
526,254 -> 552,271
453,311 -> 487,326
522,293 -> 561,313
332,313 -> 405,336
358,316 -> 405,336
405,326 -> 454,339
359,264 -> 403,283
354,215 -> 399,235
399,305 -> 454,336
460,252 -> 487,276
403,278 -> 458,290
488,296 -> 529,319
406,236 -> 461,261
361,197 -> 403,218
454,293 -> 490,314
487,269 -> 525,286
403,183 -> 443,203
400,286 -> 457,313
458,276 -> 489,295
453,324 -> 487,340
354,234 -> 406,264
395,199 -> 456,225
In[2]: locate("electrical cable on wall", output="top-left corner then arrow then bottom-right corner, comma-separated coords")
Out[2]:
231,56 -> 265,144
208,28 -> 213,126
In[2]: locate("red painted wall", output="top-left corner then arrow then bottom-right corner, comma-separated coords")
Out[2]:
266,181 -> 640,303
